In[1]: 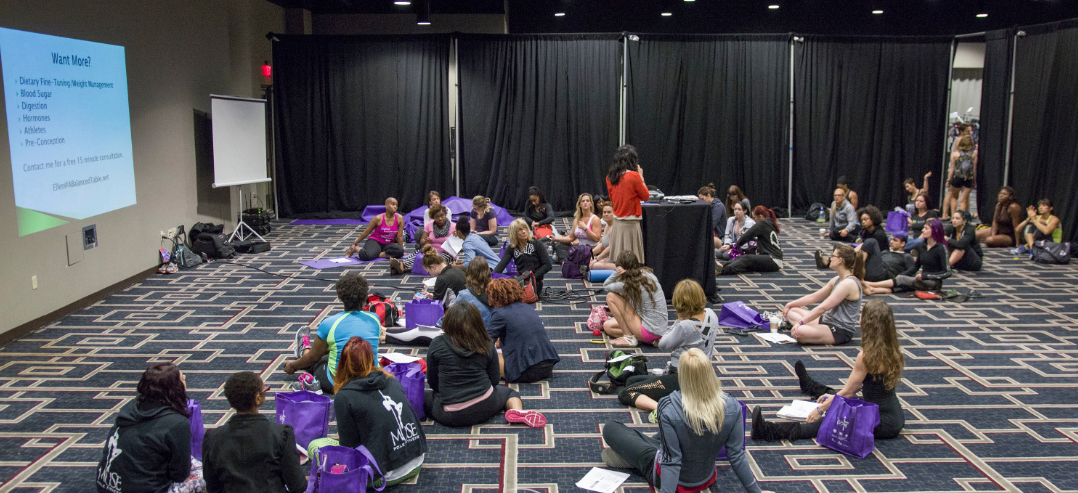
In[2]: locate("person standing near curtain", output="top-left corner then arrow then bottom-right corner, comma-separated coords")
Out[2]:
945,135 -> 977,216
605,144 -> 650,264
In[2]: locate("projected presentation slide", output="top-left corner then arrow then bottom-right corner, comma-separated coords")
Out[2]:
0,27 -> 136,236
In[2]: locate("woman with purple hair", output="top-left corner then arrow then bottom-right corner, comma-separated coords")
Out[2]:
863,218 -> 951,295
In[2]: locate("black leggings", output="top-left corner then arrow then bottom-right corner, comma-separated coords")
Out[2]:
478,234 -> 498,246
617,373 -> 679,407
423,386 -> 519,428
306,357 -> 336,395
720,254 -> 780,275
830,229 -> 856,242
952,247 -> 982,271
861,239 -> 889,282
358,239 -> 404,261
601,422 -> 657,484
794,379 -> 904,440
510,360 -> 556,383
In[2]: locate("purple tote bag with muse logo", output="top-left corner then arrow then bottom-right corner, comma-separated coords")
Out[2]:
305,444 -> 386,493
815,395 -> 880,459
275,390 -> 333,449
384,362 -> 426,421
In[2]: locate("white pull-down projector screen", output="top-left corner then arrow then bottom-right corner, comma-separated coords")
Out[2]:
210,95 -> 270,188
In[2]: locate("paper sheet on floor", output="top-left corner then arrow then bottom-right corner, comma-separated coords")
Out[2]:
756,332 -> 797,344
576,468 -> 630,493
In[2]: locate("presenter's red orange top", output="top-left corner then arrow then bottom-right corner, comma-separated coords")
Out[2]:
606,170 -> 649,218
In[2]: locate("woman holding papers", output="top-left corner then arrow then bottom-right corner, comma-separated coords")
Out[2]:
751,299 -> 905,442
601,349 -> 771,493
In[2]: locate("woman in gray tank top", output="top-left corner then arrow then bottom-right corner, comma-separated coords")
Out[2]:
780,245 -> 864,346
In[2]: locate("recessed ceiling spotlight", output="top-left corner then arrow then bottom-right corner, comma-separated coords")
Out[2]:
554,12 -> 565,16
872,10 -> 883,14
685,0 -> 695,2
976,13 -> 988,18
769,4 -> 780,9
661,12 -> 673,16
394,1 -> 411,5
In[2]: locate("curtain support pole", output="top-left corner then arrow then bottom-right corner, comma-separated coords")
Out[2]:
940,39 -> 957,210
1002,31 -> 1024,187
454,37 -> 461,198
788,37 -> 798,218
620,34 -> 628,145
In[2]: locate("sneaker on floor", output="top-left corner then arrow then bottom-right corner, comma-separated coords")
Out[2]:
505,409 -> 546,428
291,373 -> 321,393
648,409 -> 658,424
294,326 -> 312,359
601,447 -> 633,469
390,258 -> 405,276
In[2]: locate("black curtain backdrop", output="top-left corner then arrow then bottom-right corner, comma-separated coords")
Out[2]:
457,34 -> 620,212
273,35 -> 451,217
1009,20 -> 1078,242
976,29 -> 1013,216
626,35 -> 790,210
792,36 -> 951,213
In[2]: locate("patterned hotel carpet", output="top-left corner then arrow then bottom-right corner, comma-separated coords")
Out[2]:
1,218 -> 1077,492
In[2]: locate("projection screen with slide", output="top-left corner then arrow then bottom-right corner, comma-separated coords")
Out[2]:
210,95 -> 270,188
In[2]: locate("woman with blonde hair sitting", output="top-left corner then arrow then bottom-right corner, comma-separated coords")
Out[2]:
470,196 -> 499,246
551,193 -> 602,248
752,298 -> 905,443
494,218 -> 553,293
601,348 -> 770,493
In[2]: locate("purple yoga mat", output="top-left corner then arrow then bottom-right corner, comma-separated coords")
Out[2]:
299,257 -> 387,269
289,219 -> 366,225
360,205 -> 387,222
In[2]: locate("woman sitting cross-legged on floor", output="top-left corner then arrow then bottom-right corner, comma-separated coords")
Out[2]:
589,201 -> 618,271
718,206 -> 784,275
752,298 -> 905,444
782,244 -> 863,346
345,197 -> 405,261
601,251 -> 669,348
424,303 -> 547,428
551,192 -> 602,248
391,204 -> 455,275
864,218 -> 951,295
617,279 -> 718,414
494,218 -> 553,293
601,348 -> 771,493
948,210 -> 983,271
485,278 -> 560,383
333,337 -> 426,487
1014,198 -> 1063,255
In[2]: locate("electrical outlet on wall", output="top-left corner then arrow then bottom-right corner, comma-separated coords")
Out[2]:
32,275 -> 37,290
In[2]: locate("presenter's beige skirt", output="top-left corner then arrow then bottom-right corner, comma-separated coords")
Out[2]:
608,216 -> 644,264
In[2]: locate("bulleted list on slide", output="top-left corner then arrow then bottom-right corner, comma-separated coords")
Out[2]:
1,27 -> 136,235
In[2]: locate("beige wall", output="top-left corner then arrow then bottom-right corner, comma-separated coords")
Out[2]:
0,0 -> 283,335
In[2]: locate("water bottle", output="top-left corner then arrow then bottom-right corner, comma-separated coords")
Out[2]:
817,208 -> 826,223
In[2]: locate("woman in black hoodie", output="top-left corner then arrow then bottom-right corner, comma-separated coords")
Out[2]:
717,206 -> 784,275
425,303 -> 548,428
97,363 -> 193,493
334,337 -> 427,487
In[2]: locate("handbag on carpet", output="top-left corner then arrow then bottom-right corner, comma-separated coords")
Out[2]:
275,390 -> 333,450
405,298 -> 443,329
717,301 -> 766,330
305,444 -> 386,493
815,395 -> 880,459
383,362 -> 426,421
587,350 -> 648,394
1032,240 -> 1071,264
366,293 -> 400,327
534,224 -> 554,239
586,305 -> 609,333
520,274 -> 539,303
186,400 -> 205,461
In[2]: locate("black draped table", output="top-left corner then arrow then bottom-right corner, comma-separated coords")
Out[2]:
641,202 -> 718,302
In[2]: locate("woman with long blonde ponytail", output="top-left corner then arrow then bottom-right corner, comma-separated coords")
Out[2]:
600,349 -> 772,493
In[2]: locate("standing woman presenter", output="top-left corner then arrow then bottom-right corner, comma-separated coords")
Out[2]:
605,144 -> 650,264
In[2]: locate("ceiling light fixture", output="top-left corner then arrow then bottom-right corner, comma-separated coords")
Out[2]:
684,0 -> 695,2
661,12 -> 673,16
394,1 -> 411,5
416,0 -> 431,25
976,13 -> 988,18
554,12 -> 565,17
769,4 -> 780,9
872,10 -> 883,14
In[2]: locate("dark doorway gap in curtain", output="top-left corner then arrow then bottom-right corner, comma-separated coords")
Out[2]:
792,35 -> 952,214
625,34 -> 790,212
1009,21 -> 1078,243
457,34 -> 621,212
272,34 -> 452,217
975,28 -> 1013,219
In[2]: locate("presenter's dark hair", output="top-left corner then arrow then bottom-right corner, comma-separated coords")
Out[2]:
223,371 -> 263,412
608,144 -> 639,186
336,273 -> 370,312
137,363 -> 190,417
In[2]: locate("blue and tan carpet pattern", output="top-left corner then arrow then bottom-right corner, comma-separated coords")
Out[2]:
1,218 -> 1076,492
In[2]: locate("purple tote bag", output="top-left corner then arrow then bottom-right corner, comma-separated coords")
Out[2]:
275,390 -> 333,449
886,211 -> 909,234
384,362 -> 426,421
815,395 -> 880,459
186,400 -> 205,460
405,299 -> 443,329
499,242 -> 519,276
718,301 -> 766,330
411,253 -> 430,276
716,400 -> 750,460
305,444 -> 386,493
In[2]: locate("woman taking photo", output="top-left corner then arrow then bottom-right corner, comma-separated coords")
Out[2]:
865,218 -> 950,295
494,219 -> 553,292
425,303 -> 547,428
486,278 -> 560,383
606,144 -> 650,263
782,244 -> 863,346
602,251 -> 669,348
552,193 -> 602,248
718,202 -> 755,261
948,210 -> 983,271
752,299 -> 905,444
97,363 -> 195,493
977,186 -> 1023,248
717,206 -> 783,275
601,349 -> 770,493
345,197 -> 405,261
334,337 -> 427,486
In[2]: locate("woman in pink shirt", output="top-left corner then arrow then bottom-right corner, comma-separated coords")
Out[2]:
345,197 -> 404,260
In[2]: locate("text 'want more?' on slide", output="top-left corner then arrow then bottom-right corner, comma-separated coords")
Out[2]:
0,27 -> 136,236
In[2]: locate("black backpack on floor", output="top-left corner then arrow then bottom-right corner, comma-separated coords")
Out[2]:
191,233 -> 235,259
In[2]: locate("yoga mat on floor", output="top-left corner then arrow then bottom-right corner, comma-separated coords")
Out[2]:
290,219 -> 366,225
299,257 -> 387,269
